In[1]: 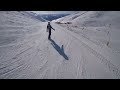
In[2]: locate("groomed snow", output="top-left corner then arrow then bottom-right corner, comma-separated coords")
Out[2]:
0,11 -> 120,79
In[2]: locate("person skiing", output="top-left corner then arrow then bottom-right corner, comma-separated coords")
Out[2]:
47,22 -> 55,40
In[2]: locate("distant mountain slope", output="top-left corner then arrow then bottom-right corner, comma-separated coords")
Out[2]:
35,14 -> 70,22
53,11 -> 88,23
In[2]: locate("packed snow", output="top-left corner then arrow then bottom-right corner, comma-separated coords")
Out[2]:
0,11 -> 120,79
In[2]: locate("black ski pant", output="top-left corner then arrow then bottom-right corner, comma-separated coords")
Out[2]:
48,32 -> 51,39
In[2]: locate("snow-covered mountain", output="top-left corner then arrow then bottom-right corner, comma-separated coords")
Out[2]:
34,14 -> 70,22
54,11 -> 120,27
26,11 -> 48,22
53,11 -> 88,23
54,11 -> 120,52
42,14 -> 70,21
0,11 -> 120,79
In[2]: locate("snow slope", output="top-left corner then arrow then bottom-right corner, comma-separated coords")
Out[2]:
54,11 -> 120,53
53,11 -> 88,23
0,11 -> 120,79
0,11 -> 42,46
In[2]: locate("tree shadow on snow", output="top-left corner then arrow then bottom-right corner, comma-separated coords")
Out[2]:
49,39 -> 69,60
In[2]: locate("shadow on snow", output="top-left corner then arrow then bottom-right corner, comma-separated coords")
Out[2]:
49,39 -> 69,60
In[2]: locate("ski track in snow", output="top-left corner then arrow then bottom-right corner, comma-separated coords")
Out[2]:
0,22 -> 119,79
55,24 -> 120,79
0,11 -> 120,79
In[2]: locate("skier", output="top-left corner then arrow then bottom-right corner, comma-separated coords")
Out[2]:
47,22 -> 55,40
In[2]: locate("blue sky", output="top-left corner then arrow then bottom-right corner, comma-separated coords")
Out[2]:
31,11 -> 79,14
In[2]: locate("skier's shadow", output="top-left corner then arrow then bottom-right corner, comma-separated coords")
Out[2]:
49,39 -> 69,60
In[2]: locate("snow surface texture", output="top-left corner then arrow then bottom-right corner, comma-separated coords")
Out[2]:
0,11 -> 120,79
